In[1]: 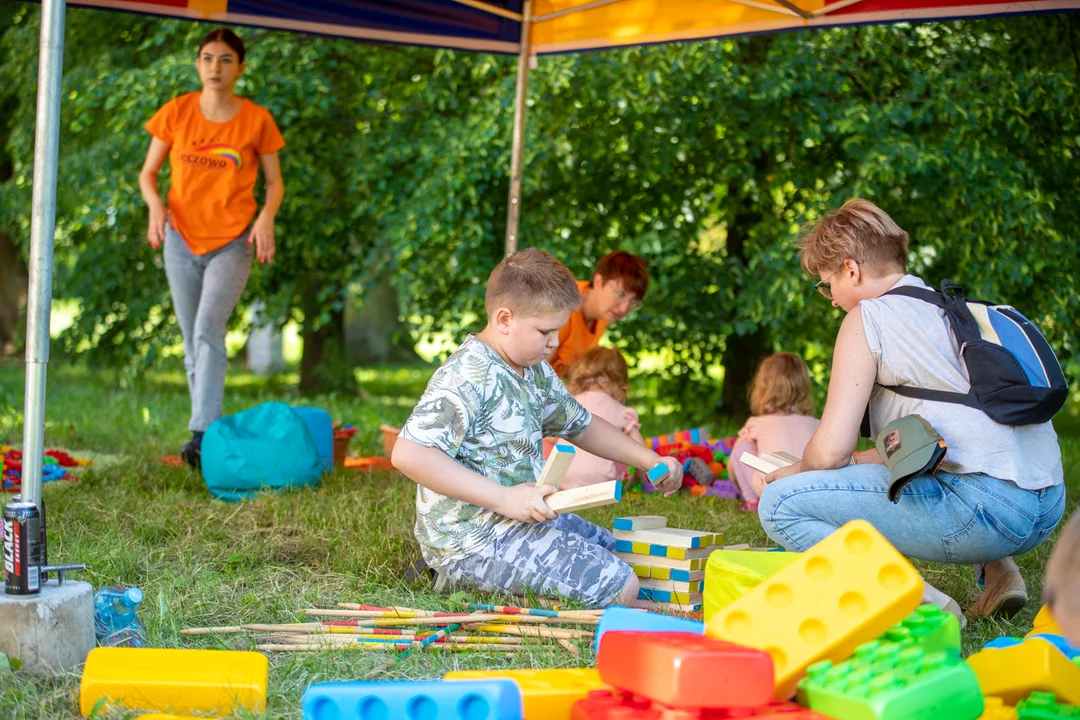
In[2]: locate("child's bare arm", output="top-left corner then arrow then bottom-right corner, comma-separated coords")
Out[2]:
569,417 -> 683,494
392,437 -> 556,523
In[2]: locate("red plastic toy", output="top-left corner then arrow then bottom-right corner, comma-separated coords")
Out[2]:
597,632 -> 774,709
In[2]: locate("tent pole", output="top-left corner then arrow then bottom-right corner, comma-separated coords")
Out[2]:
504,0 -> 532,257
21,0 -> 66,510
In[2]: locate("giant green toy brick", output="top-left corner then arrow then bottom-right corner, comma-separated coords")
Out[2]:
1017,692 -> 1080,720
879,605 -> 961,658
797,644 -> 983,720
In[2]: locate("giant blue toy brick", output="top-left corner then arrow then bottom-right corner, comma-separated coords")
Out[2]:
301,679 -> 523,720
594,606 -> 703,654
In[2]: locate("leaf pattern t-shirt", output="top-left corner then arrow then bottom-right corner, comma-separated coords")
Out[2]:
400,335 -> 593,567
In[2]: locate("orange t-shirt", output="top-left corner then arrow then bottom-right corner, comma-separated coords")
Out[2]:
145,93 -> 285,255
549,281 -> 608,377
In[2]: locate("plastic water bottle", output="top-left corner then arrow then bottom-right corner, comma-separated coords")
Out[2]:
92,586 -> 146,647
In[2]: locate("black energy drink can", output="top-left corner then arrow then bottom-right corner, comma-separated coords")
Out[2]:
12,494 -> 47,580
3,500 -> 41,595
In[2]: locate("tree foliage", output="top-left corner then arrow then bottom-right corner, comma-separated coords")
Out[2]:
0,4 -> 1077,415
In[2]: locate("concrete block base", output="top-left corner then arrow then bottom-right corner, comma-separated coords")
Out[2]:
0,580 -> 94,674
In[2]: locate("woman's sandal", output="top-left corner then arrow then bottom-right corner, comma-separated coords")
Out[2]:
964,569 -> 1028,620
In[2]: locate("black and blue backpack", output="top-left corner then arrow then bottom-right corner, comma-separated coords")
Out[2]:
877,280 -> 1067,427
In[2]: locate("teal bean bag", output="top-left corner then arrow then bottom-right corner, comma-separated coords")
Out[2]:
202,401 -> 323,501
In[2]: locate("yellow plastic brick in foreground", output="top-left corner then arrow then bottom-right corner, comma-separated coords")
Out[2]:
977,697 -> 1018,720
445,667 -> 608,720
80,647 -> 268,717
966,638 -> 1080,706
1026,603 -> 1064,638
705,519 -> 922,699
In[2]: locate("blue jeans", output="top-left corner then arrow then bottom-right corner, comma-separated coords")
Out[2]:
759,465 -> 1065,568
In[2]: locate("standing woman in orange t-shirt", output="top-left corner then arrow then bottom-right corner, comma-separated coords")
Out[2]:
139,28 -> 286,469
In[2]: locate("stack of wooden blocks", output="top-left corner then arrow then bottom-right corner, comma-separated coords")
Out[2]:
612,516 -> 723,612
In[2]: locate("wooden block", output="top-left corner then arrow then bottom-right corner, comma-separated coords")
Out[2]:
661,544 -> 723,560
734,453 -> 786,474
615,553 -> 707,572
547,481 -> 622,514
638,589 -> 703,604
768,451 -> 801,465
639,577 -> 704,593
537,444 -> 576,489
639,599 -> 704,613
613,516 -> 668,532
613,527 -> 716,549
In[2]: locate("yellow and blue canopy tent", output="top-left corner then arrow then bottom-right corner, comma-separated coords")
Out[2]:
13,0 -> 1080,518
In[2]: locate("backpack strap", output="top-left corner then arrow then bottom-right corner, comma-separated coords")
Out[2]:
872,280 -> 980,409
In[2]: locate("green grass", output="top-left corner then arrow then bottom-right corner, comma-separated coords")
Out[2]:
0,357 -> 1076,719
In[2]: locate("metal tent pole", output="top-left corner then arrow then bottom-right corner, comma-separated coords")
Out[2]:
21,0 -> 66,510
504,0 -> 532,257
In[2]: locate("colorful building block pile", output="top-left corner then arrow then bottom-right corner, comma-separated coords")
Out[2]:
1,445 -> 89,491
634,427 -> 740,499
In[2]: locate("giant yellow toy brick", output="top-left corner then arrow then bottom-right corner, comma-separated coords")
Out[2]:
977,697 -> 1017,720
966,638 -> 1080,705
445,668 -> 608,720
80,647 -> 268,717
706,519 -> 922,700
1027,603 -> 1064,638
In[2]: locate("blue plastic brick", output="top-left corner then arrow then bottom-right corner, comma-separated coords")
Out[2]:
593,607 -> 704,654
985,634 -> 1080,661
690,428 -> 701,443
301,679 -> 522,720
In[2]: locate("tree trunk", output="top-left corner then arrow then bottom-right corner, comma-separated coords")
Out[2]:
0,233 -> 25,356
298,286 -> 357,395
344,276 -> 420,366
718,182 -> 772,418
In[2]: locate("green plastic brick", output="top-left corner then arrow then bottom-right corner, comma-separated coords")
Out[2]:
797,644 -> 984,720
880,605 -> 961,658
1017,692 -> 1080,720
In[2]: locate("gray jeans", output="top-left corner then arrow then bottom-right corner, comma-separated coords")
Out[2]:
435,513 -> 634,608
163,226 -> 253,432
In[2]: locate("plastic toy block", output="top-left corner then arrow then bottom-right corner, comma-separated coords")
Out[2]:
880,605 -> 961,658
571,691 -> 835,720
594,606 -> 703,653
1016,692 -> 1080,720
638,588 -> 702,605
597,631 -> 774,708
613,527 -> 717,549
797,643 -> 984,720
538,445 -> 576,489
1030,605 -> 1064,638
615,552 -> 707,572
80,647 -> 268,717
445,668 -> 608,720
966,639 -> 1080,705
984,635 -> 1080,661
301,679 -> 523,720
706,519 -> 923,700
614,516 -> 667,531
639,576 -> 703,593
979,697 -> 1018,720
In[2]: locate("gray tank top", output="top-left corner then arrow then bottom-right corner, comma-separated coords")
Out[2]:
860,275 -> 1062,490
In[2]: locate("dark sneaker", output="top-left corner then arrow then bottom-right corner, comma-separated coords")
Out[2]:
180,439 -> 202,470
403,556 -> 433,583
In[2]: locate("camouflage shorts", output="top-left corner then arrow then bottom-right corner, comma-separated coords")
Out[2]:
436,513 -> 633,608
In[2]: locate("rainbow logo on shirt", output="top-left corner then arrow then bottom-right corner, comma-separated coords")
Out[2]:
195,144 -> 242,168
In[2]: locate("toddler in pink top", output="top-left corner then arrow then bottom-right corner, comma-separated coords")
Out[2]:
729,352 -> 820,510
547,347 -> 645,490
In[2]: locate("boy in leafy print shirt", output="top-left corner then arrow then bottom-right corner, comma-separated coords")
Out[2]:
393,248 -> 682,607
